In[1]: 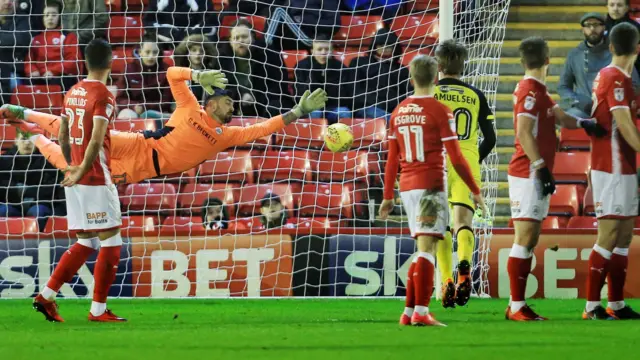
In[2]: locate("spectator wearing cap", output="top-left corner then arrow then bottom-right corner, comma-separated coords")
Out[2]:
558,12 -> 640,118
259,193 -> 287,229
201,197 -> 229,231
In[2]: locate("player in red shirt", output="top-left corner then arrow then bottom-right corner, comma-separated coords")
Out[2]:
507,37 -> 606,321
379,55 -> 486,327
584,23 -> 640,320
32,39 -> 126,323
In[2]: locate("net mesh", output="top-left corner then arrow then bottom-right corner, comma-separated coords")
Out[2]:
0,0 -> 509,299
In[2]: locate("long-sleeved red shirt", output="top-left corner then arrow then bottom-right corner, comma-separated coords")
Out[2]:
26,29 -> 83,76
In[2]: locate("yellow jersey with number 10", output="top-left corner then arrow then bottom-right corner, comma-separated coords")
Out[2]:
434,78 -> 493,154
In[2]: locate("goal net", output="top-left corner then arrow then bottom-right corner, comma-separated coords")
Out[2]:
0,0 -> 509,299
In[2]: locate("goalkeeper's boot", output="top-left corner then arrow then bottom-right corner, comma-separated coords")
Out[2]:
411,312 -> 446,327
399,313 -> 412,326
33,294 -> 64,323
508,305 -> 547,321
455,260 -> 472,307
583,305 -> 615,320
88,309 -> 127,322
441,278 -> 456,309
606,306 -> 640,320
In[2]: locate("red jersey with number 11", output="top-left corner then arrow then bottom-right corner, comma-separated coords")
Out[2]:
387,95 -> 457,192
61,80 -> 116,186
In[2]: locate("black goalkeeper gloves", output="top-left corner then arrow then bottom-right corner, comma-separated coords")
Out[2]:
537,166 -> 556,197
578,119 -> 607,137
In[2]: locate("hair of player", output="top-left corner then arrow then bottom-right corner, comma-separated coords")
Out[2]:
174,34 -> 219,69
204,89 -> 234,106
518,36 -> 549,70
435,39 -> 468,76
610,22 -> 640,56
45,0 -> 62,12
409,55 -> 438,88
85,39 -> 112,71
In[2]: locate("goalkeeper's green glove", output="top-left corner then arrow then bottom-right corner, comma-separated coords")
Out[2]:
291,88 -> 329,117
0,104 -> 26,120
192,70 -> 228,95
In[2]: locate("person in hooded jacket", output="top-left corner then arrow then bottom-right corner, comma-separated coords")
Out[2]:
605,0 -> 640,75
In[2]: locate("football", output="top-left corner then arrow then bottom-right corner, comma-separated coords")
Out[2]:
324,123 -> 354,153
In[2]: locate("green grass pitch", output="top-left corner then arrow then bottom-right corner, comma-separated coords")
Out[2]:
1,299 -> 637,360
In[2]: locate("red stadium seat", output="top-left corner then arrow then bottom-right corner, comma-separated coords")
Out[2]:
390,14 -> 439,46
299,183 -> 353,218
559,128 -> 590,151
112,119 -> 157,132
109,16 -> 143,44
43,217 -> 68,233
121,216 -> 158,233
111,46 -> 135,74
212,0 -> 229,10
198,151 -> 254,183
276,118 -> 328,149
219,15 -> 267,39
548,185 -> 579,216
105,0 -> 122,12
508,216 -> 561,229
1,124 -> 17,149
178,183 -> 238,215
583,185 -> 595,216
254,149 -> 313,183
316,150 -> 369,182
147,168 -> 197,185
333,50 -> 366,66
162,50 -> 175,67
126,0 -> 149,10
226,117 -> 271,148
401,47 -> 434,67
11,85 -> 64,114
341,118 -> 386,148
237,183 -> 295,216
281,50 -> 309,78
162,216 -> 206,232
0,217 -> 39,234
552,152 -> 591,184
567,216 -> 598,229
335,16 -> 384,46
120,183 -> 177,212
412,0 -> 439,11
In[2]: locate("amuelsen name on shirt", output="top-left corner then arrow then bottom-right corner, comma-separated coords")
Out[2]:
188,117 -> 218,145
434,92 -> 477,105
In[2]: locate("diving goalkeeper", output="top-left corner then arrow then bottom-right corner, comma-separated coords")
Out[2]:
2,67 -> 328,184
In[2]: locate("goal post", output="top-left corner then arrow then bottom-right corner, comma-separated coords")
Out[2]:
0,0 -> 510,300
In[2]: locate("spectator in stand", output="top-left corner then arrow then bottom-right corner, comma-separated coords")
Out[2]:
218,18 -> 293,118
26,0 -> 82,91
605,0 -> 640,74
143,0 -> 218,44
115,35 -> 171,123
259,193 -> 287,229
0,131 -> 65,229
0,0 -> 32,105
559,12 -> 640,118
294,35 -> 352,124
61,0 -> 108,48
352,28 -> 411,122
173,34 -> 219,105
201,197 -> 229,230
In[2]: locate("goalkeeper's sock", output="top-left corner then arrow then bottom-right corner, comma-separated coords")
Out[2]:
436,228 -> 453,282
507,244 -> 532,313
92,235 -> 122,316
586,245 -> 611,312
404,257 -> 418,311
607,248 -> 628,306
42,238 -> 98,299
414,252 -> 435,314
456,226 -> 475,265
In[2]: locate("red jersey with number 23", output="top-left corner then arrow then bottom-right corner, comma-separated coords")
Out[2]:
508,77 -> 558,178
590,66 -> 637,175
388,95 -> 457,192
61,80 -> 116,186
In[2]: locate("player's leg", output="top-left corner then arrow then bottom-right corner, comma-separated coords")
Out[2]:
437,226 -> 455,308
606,219 -> 640,319
583,219 -> 619,320
400,256 -> 418,325
453,205 -> 474,306
412,234 -> 444,326
89,227 -> 126,322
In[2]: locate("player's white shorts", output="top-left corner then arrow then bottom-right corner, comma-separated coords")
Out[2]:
400,189 -> 449,238
64,184 -> 122,231
508,175 -> 551,222
591,170 -> 638,219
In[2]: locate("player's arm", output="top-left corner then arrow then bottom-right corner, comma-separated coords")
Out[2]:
517,114 -> 555,196
477,92 -> 496,163
167,66 -> 227,109
613,107 -> 640,152
553,99 -> 607,136
379,131 -> 399,220
59,113 -> 71,164
77,117 -> 109,177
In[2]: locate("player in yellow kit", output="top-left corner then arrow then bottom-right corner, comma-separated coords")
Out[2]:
433,40 -> 496,308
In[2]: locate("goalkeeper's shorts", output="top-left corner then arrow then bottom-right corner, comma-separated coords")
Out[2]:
447,150 -> 481,212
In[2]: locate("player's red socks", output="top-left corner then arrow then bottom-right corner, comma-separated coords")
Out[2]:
42,239 -> 98,299
507,244 -> 532,312
404,259 -> 417,313
413,252 -> 435,314
607,247 -> 628,308
586,245 -> 611,311
91,233 -> 122,316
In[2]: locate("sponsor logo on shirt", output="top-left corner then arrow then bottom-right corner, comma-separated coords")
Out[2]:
71,87 -> 87,97
397,103 -> 424,114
